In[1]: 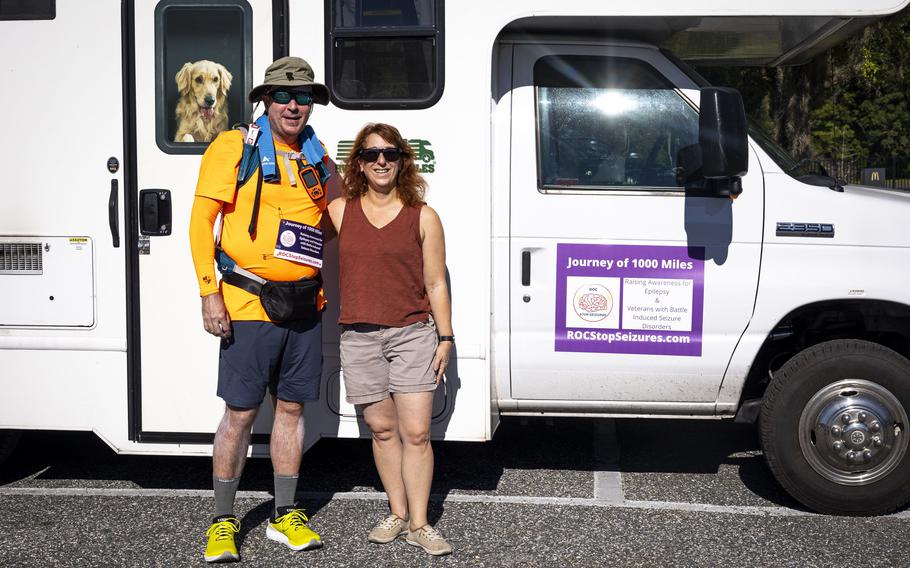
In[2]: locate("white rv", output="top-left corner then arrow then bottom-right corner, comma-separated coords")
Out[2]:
2,0 -> 909,516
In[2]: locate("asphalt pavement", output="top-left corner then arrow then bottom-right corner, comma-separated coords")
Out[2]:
1,417 -> 908,567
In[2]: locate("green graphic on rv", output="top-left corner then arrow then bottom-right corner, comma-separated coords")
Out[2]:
335,139 -> 435,174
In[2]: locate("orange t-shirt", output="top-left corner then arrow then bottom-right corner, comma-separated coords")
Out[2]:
189,129 -> 327,321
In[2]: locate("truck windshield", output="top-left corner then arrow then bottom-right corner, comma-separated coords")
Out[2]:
747,121 -> 798,172
749,119 -> 828,179
748,121 -> 840,188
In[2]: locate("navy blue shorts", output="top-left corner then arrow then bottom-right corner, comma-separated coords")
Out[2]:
217,315 -> 322,408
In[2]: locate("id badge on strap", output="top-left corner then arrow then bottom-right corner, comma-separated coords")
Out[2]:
274,219 -> 324,269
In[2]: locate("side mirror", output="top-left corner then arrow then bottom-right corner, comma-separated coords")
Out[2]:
699,87 -> 748,197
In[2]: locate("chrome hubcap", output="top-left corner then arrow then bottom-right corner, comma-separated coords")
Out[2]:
799,379 -> 907,485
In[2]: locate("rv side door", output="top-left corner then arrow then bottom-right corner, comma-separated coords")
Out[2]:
130,0 -> 277,440
506,43 -> 763,409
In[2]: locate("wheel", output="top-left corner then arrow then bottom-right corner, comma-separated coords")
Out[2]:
760,339 -> 910,515
0,429 -> 22,465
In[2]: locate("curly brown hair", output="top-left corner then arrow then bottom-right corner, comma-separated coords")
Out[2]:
342,123 -> 427,207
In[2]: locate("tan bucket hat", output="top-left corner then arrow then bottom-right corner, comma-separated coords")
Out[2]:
248,56 -> 330,105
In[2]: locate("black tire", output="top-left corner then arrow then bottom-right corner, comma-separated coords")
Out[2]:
760,339 -> 910,515
0,429 -> 22,466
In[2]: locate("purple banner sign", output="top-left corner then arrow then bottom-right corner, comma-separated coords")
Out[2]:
555,243 -> 704,356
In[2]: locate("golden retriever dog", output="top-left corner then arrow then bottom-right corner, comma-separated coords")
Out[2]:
174,60 -> 232,143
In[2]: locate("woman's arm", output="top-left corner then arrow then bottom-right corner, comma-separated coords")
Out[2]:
420,205 -> 453,383
324,197 -> 346,241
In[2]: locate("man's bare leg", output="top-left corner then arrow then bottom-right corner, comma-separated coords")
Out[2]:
270,399 -> 305,512
212,405 -> 258,517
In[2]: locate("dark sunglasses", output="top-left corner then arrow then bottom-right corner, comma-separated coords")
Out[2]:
269,90 -> 313,106
360,147 -> 402,163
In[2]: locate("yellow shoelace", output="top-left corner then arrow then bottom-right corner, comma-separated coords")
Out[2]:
281,510 -> 309,528
207,519 -> 240,541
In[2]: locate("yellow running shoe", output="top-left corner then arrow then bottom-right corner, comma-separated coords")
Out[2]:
266,507 -> 322,551
204,515 -> 240,563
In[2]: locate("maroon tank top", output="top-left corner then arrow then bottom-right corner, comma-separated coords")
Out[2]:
338,197 -> 431,326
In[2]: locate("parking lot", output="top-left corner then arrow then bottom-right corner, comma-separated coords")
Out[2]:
1,417 -> 908,567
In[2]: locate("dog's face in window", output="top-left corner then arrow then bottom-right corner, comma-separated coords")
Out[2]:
176,60 -> 231,118
174,60 -> 233,143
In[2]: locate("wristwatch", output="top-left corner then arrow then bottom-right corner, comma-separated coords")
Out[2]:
438,335 -> 455,343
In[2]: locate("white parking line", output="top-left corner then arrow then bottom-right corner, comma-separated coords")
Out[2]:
3,486 -> 907,519
593,419 -> 624,504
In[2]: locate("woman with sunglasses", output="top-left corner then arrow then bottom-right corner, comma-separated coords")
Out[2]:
326,123 -> 454,556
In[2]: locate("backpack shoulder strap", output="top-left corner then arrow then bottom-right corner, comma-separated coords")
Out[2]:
229,123 -> 265,236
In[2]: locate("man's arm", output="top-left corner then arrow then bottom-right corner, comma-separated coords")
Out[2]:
189,195 -> 232,338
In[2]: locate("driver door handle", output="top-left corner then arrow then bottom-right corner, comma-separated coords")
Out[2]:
521,250 -> 531,286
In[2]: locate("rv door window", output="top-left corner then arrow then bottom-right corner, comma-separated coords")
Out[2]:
0,0 -> 54,20
332,0 -> 434,27
535,55 -> 700,192
327,0 -> 443,109
154,0 -> 252,154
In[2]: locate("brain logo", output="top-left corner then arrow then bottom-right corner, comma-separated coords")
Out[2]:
573,284 -> 613,322
578,293 -> 609,312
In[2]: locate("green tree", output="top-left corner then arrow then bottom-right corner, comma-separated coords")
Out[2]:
811,10 -> 910,168
811,94 -> 867,164
696,7 -> 910,173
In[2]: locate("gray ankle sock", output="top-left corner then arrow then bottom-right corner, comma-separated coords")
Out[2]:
213,476 -> 240,519
274,473 -> 299,515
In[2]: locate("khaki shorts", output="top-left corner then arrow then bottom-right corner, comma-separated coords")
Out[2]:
340,319 -> 438,405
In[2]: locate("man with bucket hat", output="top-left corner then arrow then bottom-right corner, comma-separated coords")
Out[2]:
189,56 -> 335,563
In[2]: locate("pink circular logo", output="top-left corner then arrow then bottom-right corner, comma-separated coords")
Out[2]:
573,284 -> 613,322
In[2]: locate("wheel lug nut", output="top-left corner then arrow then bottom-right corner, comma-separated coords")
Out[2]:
842,413 -> 852,424
873,437 -> 883,447
871,421 -> 881,432
858,412 -> 867,422
846,451 -> 857,462
863,450 -> 873,460
834,441 -> 845,451
831,425 -> 842,436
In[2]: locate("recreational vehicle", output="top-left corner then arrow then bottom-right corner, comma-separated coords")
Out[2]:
2,0 -> 910,516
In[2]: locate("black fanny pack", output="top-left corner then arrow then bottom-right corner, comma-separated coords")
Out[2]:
258,278 -> 320,322
217,248 -> 320,322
